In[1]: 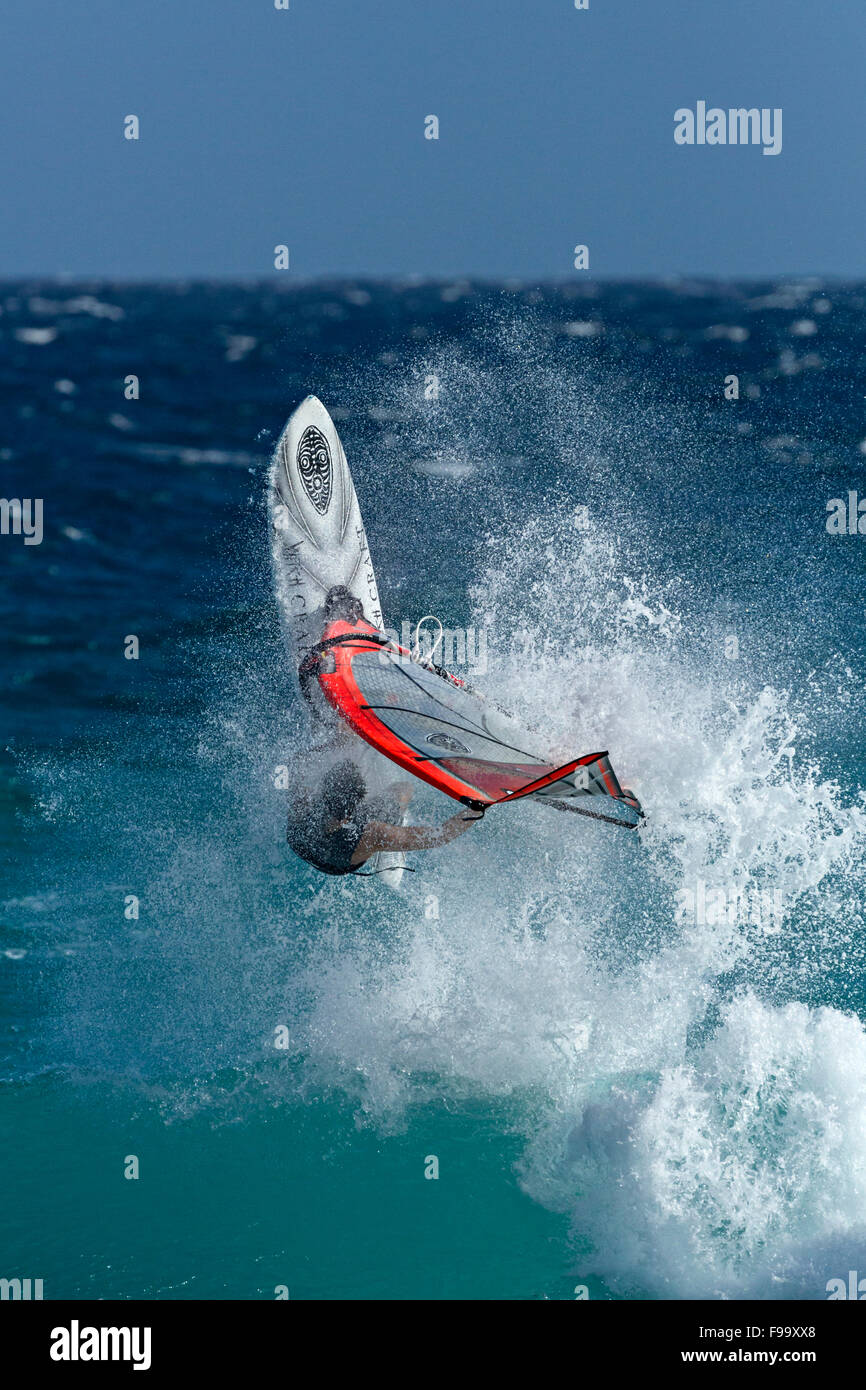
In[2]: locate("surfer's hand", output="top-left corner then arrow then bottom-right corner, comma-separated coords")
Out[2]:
441,808 -> 483,839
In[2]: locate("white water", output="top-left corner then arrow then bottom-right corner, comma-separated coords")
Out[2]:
280,500 -> 866,1300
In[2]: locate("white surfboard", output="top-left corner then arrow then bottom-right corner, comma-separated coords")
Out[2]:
269,395 -> 384,664
269,396 -> 407,887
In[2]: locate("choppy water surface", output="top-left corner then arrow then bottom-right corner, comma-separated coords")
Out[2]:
1,278 -> 865,1299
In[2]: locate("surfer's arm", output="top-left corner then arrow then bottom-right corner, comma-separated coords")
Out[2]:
351,810 -> 483,862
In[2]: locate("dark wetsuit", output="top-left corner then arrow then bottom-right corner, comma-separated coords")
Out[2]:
287,791 -> 403,876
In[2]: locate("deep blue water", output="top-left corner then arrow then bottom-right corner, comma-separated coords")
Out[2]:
1,278 -> 865,1299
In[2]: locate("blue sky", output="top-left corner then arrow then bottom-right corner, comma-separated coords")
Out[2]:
2,0 -> 862,279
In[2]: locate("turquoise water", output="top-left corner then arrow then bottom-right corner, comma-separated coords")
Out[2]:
1,1081 -> 576,1300
2,279 -> 866,1300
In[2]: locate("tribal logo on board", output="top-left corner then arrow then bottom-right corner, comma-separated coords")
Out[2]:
297,426 -> 332,515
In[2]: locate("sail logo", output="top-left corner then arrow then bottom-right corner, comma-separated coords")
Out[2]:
0,497 -> 43,544
827,1271 -> 866,1299
826,491 -> 866,534
49,1320 -> 152,1371
0,1277 -> 43,1299
674,103 -> 782,156
426,732 -> 469,753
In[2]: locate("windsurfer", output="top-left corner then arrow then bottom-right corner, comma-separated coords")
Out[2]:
286,758 -> 484,876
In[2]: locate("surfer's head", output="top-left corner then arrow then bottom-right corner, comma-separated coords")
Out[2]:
321,759 -> 366,822
323,585 -> 364,625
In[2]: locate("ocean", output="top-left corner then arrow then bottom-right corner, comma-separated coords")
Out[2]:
1,277 -> 865,1300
